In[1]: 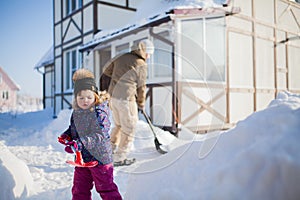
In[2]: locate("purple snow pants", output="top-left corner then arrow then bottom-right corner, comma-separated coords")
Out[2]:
72,163 -> 122,200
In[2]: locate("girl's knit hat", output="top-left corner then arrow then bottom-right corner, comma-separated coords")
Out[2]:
74,77 -> 98,96
73,69 -> 98,96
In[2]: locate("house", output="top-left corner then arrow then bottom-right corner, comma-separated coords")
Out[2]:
37,0 -> 300,135
0,67 -> 20,112
50,0 -> 144,117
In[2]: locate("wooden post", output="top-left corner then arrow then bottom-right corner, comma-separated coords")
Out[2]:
225,15 -> 230,124
273,0 -> 278,98
251,0 -> 257,112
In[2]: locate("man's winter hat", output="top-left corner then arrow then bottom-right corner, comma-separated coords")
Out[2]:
132,39 -> 155,55
74,78 -> 98,96
141,39 -> 154,55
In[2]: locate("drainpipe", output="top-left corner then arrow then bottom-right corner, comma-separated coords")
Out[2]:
35,67 -> 46,109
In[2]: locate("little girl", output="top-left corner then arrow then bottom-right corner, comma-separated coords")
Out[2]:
58,68 -> 122,200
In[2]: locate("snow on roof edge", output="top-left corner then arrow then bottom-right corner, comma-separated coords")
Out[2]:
79,0 -> 232,52
34,46 -> 54,69
79,14 -> 170,52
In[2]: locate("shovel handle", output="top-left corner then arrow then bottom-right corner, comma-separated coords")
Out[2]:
141,110 -> 157,137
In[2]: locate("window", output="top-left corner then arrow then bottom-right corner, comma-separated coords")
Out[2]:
181,17 -> 225,82
116,43 -> 129,55
2,91 -> 8,100
65,49 -> 82,90
66,0 -> 83,15
152,32 -> 172,78
131,36 -> 173,80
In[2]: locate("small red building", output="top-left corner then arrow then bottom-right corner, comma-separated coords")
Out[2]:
0,67 -> 20,112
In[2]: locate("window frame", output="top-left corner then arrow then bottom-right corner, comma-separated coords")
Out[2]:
2,91 -> 8,100
151,31 -> 173,80
66,0 -> 83,16
65,49 -> 82,91
179,17 -> 226,83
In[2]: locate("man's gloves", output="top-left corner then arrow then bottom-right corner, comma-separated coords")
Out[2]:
138,106 -> 145,113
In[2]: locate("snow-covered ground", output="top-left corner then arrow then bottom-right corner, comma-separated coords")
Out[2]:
0,91 -> 300,200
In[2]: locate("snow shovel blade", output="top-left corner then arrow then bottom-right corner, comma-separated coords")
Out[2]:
66,160 -> 98,167
154,137 -> 167,154
141,110 -> 167,154
66,149 -> 98,167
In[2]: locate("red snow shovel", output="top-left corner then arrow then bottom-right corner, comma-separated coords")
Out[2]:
66,145 -> 98,167
58,137 -> 98,167
141,110 -> 167,154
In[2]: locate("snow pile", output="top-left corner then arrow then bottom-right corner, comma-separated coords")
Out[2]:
124,91 -> 300,199
0,109 -> 74,200
0,141 -> 34,199
0,91 -> 299,199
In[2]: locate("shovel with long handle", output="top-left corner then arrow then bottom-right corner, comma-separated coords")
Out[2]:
141,109 -> 167,154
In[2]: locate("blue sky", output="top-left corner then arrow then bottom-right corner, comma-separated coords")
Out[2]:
0,0 -> 52,98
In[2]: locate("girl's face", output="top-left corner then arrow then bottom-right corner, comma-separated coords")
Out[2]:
76,90 -> 95,110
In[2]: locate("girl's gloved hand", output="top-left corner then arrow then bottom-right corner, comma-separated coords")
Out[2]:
58,134 -> 71,145
64,146 -> 74,154
66,140 -> 83,151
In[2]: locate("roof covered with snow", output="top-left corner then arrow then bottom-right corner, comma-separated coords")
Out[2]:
34,46 -> 54,69
133,0 -> 229,20
79,0 -> 232,51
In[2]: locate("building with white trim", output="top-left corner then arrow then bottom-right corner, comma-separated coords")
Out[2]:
36,0 -> 300,134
